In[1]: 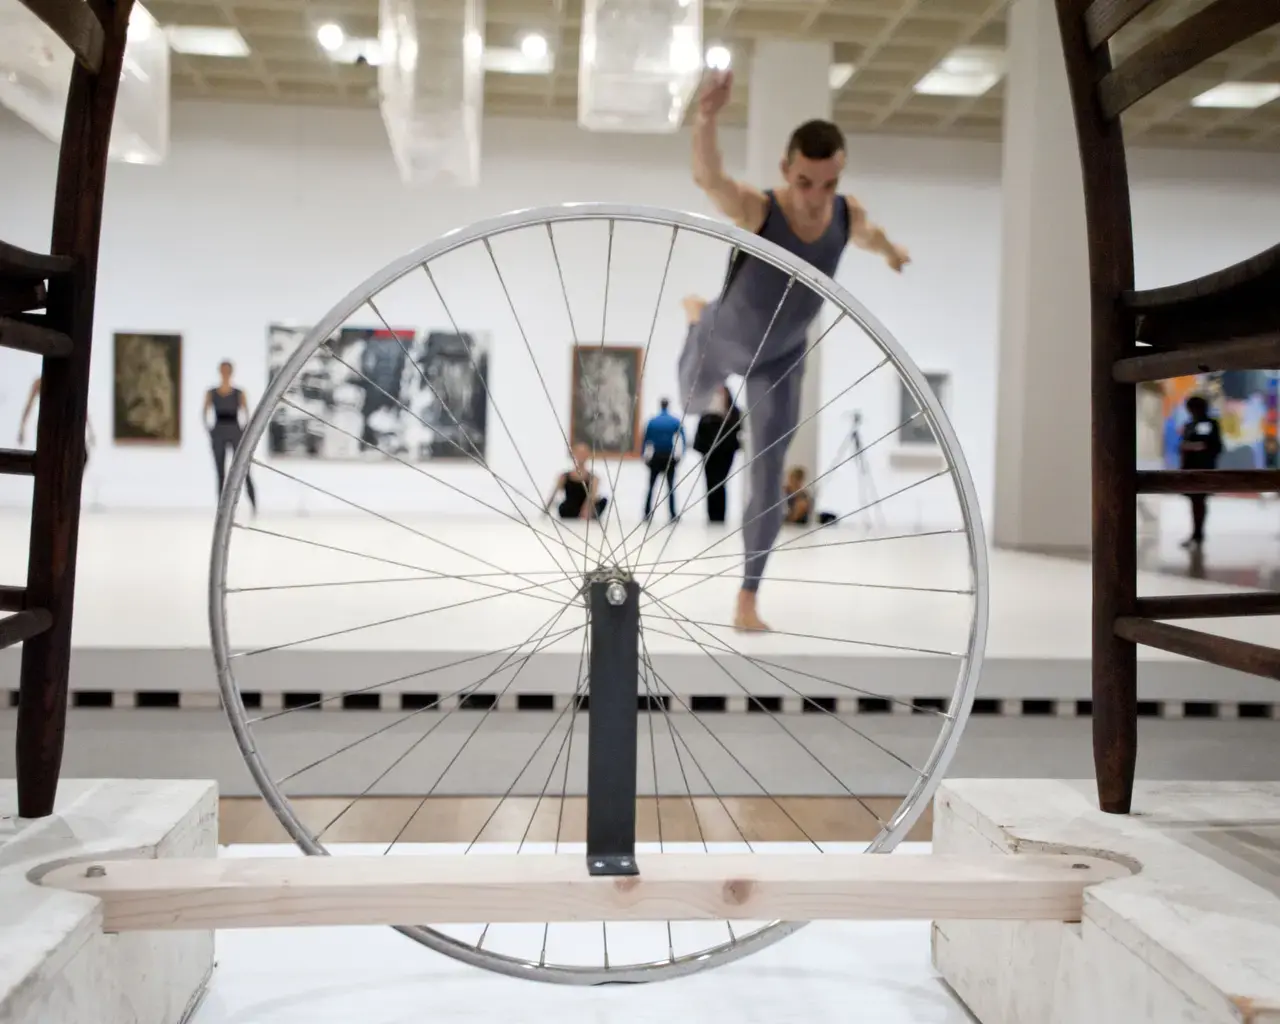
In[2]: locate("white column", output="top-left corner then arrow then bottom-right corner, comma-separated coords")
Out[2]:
991,0 -> 1092,553
744,39 -> 832,480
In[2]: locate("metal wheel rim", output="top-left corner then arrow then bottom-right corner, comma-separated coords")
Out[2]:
208,200 -> 991,985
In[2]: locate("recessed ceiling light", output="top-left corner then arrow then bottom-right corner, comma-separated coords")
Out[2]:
327,36 -> 383,66
317,22 -> 344,52
1191,82 -> 1280,109
705,44 -> 731,71
829,63 -> 854,90
520,33 -> 548,60
165,26 -> 250,58
914,45 -> 1004,97
484,45 -> 554,74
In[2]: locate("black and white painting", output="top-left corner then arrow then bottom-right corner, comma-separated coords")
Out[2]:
414,331 -> 489,461
266,324 -> 490,462
570,344 -> 642,457
898,371 -> 949,446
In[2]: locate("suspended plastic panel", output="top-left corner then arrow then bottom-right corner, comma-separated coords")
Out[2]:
578,0 -> 702,133
0,0 -> 169,164
378,0 -> 484,188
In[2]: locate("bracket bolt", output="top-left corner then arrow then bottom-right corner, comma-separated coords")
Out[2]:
85,865 -> 106,878
605,581 -> 627,606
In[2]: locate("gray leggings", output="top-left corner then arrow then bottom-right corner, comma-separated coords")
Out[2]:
679,320 -> 805,593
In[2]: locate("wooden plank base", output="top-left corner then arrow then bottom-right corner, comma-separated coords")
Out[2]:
39,853 -> 1130,932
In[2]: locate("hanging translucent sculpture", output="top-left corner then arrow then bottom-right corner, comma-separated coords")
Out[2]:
578,0 -> 702,133
378,0 -> 484,187
0,0 -> 169,164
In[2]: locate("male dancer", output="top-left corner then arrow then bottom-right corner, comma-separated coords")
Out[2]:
680,70 -> 910,632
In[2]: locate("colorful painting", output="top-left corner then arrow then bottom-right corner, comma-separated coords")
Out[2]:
1161,371 -> 1280,483
112,332 -> 182,444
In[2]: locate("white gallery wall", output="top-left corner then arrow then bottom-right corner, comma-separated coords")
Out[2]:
1,101 -> 1278,530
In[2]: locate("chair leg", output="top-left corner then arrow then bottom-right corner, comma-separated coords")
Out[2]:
1092,337 -> 1138,814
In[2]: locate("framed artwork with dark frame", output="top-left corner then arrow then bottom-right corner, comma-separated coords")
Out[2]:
898,371 -> 949,446
112,331 -> 183,445
570,344 -> 643,458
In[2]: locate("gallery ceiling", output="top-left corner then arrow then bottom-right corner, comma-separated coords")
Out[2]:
142,0 -> 1280,149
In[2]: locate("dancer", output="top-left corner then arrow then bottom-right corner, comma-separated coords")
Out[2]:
641,398 -> 686,522
204,360 -> 257,513
1178,394 -> 1222,550
693,383 -> 742,524
680,69 -> 910,631
546,443 -> 608,520
17,377 -> 95,465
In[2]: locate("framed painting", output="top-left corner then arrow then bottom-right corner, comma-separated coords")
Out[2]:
897,371 -> 949,446
570,344 -> 643,457
112,332 -> 182,444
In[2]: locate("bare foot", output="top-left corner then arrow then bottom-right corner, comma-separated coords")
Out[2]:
733,589 -> 770,632
682,295 -> 707,325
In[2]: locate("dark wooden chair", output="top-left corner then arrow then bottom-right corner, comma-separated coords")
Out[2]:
1,0 -> 136,818
1055,0 -> 1280,814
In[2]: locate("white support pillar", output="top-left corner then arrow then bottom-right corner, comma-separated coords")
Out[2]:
991,0 -> 1092,554
744,39 -> 832,481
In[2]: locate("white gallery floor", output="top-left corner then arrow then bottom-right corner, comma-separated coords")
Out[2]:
1,506 -> 1278,710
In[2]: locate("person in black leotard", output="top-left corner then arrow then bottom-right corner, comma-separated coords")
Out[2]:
203,360 -> 257,513
546,443 -> 608,520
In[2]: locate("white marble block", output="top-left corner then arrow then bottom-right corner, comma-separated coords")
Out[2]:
1,778 -> 218,1024
931,779 -> 1280,1024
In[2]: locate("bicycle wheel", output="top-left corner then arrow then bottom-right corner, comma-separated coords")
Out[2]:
209,202 -> 989,984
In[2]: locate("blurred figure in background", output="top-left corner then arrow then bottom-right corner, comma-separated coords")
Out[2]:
694,385 -> 741,524
1179,394 -> 1222,550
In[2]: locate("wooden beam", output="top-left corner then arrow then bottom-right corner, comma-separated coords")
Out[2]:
1115,617 -> 1280,679
0,448 -> 37,476
0,609 -> 53,650
1136,470 -> 1280,494
1113,335 -> 1280,383
39,853 -> 1129,933
1098,0 -> 1280,118
15,0 -> 105,72
0,240 -> 74,283
0,315 -> 73,358
1083,0 -> 1161,48
1135,592 -> 1280,620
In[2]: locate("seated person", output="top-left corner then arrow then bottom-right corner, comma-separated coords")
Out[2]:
783,466 -> 812,525
546,442 -> 608,520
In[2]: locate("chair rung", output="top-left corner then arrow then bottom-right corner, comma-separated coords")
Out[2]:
1097,0 -> 1280,118
0,240 -> 74,283
1136,470 -> 1279,494
1114,617 -> 1280,680
0,448 -> 36,476
0,315 -> 72,357
1084,0 -> 1161,48
1114,334 -> 1280,383
0,281 -> 46,317
0,586 -> 25,612
1135,592 -> 1280,620
0,608 -> 52,650
14,0 -> 105,72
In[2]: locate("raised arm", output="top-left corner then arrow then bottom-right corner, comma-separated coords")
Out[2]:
17,377 -> 40,444
848,198 -> 910,273
692,72 -> 768,232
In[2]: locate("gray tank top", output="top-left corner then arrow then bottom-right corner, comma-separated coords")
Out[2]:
210,387 -> 241,424
705,190 -> 850,371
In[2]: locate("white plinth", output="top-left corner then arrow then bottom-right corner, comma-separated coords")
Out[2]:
0,778 -> 217,1024
931,779 -> 1280,1023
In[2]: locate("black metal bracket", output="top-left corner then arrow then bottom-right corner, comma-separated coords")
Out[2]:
584,573 -> 641,877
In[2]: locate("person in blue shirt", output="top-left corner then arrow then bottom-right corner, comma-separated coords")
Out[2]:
642,398 -> 687,522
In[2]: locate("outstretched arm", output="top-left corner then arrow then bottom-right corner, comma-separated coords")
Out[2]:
848,199 -> 910,273
17,377 -> 40,444
692,72 -> 768,232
